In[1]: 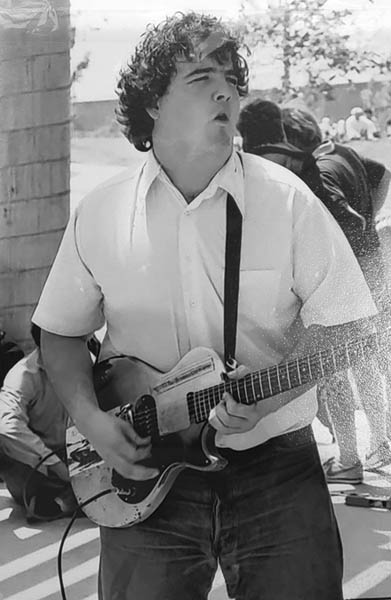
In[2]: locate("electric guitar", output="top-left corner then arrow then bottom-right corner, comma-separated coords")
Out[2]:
66,329 -> 387,528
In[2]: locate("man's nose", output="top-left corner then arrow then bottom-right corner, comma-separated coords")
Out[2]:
212,85 -> 231,102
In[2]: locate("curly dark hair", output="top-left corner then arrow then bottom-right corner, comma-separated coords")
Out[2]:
116,11 -> 249,152
238,99 -> 285,151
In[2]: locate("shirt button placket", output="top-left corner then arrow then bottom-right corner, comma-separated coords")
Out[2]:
179,210 -> 198,332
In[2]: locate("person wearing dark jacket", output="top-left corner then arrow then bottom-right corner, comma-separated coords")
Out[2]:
282,107 -> 391,483
237,99 -> 328,203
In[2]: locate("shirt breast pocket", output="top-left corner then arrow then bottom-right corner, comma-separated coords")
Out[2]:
239,269 -> 281,325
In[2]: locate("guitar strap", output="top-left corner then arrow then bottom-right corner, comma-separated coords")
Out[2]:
224,180 -> 243,372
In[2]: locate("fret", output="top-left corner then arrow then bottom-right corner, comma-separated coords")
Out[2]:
250,375 -> 257,402
278,363 -> 290,392
257,373 -> 265,400
307,356 -> 312,380
276,365 -> 282,392
319,351 -> 325,377
259,371 -> 271,399
308,355 -> 322,381
234,378 -> 243,404
287,361 -> 300,388
243,379 -> 250,405
297,358 -> 302,385
187,327 -> 389,425
255,374 -> 264,401
298,358 -> 310,384
267,368 -> 272,396
286,362 -> 292,388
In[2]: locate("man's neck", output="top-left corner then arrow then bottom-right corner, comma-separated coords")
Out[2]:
153,142 -> 232,204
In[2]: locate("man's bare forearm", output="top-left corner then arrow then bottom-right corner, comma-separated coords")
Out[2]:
40,330 -> 99,431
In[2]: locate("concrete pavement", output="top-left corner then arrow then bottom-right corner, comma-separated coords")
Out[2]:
1,418 -> 390,600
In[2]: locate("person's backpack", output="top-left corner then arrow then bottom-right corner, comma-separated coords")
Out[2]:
314,141 -> 380,257
253,142 -> 328,202
0,330 -> 24,386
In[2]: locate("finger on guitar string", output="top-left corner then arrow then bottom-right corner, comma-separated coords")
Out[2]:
209,400 -> 247,432
83,410 -> 159,479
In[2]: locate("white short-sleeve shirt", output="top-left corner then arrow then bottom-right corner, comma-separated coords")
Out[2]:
33,151 -> 376,449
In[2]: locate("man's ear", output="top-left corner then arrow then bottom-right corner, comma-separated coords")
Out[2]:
146,106 -> 159,120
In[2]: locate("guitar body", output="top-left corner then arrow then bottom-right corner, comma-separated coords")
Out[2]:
66,327 -> 384,527
66,347 -> 228,528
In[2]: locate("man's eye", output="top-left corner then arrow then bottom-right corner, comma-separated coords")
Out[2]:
190,76 -> 208,83
227,76 -> 238,85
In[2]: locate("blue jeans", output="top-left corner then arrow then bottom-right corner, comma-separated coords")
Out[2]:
98,426 -> 343,600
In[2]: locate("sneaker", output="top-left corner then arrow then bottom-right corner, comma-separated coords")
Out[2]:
365,441 -> 391,471
323,457 -> 363,484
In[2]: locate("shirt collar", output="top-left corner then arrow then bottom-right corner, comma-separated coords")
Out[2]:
138,150 -> 245,217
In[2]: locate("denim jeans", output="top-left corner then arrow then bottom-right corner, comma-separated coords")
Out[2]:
98,426 -> 343,600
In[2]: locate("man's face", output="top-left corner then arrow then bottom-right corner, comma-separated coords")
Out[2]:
150,54 -> 240,153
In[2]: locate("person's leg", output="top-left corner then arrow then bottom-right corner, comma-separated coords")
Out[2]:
322,372 -> 360,466
98,469 -> 217,600
354,360 -> 388,454
356,250 -> 391,466
217,428 -> 343,600
316,381 -> 335,440
0,453 -> 72,519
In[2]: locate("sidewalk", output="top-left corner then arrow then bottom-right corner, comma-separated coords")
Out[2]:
1,420 -> 390,600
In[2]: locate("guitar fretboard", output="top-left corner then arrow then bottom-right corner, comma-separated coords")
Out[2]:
187,331 -> 382,424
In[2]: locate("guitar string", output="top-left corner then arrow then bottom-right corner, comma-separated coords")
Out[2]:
130,335 -> 377,429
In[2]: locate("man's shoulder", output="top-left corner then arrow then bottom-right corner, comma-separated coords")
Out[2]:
242,151 -> 299,182
76,163 -> 144,215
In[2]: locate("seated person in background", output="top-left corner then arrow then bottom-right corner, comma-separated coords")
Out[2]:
363,109 -> 380,139
319,116 -> 336,141
345,106 -> 376,141
0,324 -> 99,521
237,98 -> 328,203
282,106 -> 391,482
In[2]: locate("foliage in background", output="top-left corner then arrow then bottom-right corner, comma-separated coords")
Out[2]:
237,0 -> 391,102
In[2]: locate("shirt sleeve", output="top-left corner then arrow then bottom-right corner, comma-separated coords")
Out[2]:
32,206 -> 105,336
0,364 -> 61,470
292,194 -> 377,327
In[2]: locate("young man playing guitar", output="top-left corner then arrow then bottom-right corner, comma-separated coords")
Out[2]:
33,12 -> 378,600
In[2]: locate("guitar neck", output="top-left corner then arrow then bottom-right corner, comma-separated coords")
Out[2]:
188,330 -> 382,424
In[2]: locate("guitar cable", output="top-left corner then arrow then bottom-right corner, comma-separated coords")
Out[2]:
57,487 -> 114,600
18,449 -> 115,600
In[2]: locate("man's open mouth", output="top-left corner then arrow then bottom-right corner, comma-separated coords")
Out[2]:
214,113 -> 229,122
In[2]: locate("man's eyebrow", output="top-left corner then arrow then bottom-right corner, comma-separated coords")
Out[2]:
184,66 -> 236,79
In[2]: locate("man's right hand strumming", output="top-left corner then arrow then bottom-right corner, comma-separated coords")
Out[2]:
80,410 -> 159,480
